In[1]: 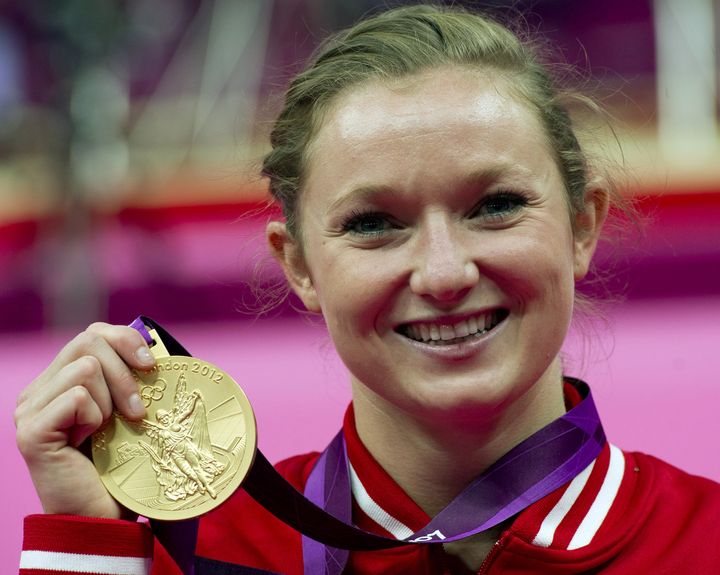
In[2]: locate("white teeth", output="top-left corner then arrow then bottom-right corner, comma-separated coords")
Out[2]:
440,325 -> 455,341
454,320 -> 470,338
402,310 -> 503,344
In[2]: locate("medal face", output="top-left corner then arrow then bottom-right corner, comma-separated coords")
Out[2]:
92,356 -> 257,520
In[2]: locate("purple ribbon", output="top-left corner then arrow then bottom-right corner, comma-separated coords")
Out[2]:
301,379 -> 605,575
129,317 -> 154,345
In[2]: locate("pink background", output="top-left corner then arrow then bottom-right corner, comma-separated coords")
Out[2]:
2,1 -> 718,572
4,297 -> 720,571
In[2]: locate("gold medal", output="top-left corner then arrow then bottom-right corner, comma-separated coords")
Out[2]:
92,329 -> 257,521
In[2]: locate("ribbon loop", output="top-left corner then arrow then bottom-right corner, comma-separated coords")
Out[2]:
301,378 -> 605,575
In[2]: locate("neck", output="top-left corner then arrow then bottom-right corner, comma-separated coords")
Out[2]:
351,360 -> 567,517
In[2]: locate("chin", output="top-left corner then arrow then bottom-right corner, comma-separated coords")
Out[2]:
403,378 -> 522,423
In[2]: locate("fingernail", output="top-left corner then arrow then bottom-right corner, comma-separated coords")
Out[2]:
135,346 -> 154,366
128,393 -> 146,417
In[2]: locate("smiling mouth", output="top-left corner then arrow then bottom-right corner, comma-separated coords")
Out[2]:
396,309 -> 509,346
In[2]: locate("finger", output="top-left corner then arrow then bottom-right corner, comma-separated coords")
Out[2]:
21,324 -> 153,419
15,356 -> 113,426
86,322 -> 156,371
31,323 -> 154,388
84,323 -> 154,419
67,387 -> 106,448
17,385 -> 104,460
16,386 -> 121,519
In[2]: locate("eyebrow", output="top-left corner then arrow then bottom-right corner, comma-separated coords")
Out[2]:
326,185 -> 399,214
326,165 -> 512,214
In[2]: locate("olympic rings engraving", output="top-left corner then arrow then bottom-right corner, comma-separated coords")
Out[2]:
140,378 -> 167,407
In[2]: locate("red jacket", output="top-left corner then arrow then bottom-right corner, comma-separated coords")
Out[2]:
20,398 -> 720,574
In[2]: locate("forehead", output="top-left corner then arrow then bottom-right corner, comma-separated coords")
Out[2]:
303,67 -> 557,200
307,67 -> 551,178
341,70 -> 528,132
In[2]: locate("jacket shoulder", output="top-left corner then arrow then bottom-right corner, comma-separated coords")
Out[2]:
632,451 -> 720,502
620,451 -> 720,570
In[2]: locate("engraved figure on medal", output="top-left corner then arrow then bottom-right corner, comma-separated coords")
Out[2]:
135,373 -> 225,501
93,357 -> 257,520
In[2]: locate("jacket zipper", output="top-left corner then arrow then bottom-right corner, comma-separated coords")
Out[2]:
476,536 -> 508,575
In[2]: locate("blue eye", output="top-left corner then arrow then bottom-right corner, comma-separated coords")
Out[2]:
473,191 -> 528,220
342,211 -> 395,236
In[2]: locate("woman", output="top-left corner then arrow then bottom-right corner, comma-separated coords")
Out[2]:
16,5 -> 720,574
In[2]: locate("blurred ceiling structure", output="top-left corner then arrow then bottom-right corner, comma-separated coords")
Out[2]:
0,0 -> 717,222
0,0 -> 718,331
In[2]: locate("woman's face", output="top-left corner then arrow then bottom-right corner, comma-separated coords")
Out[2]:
274,67 -> 603,421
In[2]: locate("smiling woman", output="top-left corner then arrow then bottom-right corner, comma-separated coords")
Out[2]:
15,4 -> 720,575
269,68 -> 596,476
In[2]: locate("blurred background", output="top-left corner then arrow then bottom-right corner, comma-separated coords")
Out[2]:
2,0 -> 719,569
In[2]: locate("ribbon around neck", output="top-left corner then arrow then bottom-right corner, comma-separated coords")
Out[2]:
301,378 -> 605,575
129,317 -> 606,575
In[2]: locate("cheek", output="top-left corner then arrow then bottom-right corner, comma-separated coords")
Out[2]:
310,254 -> 394,335
488,232 -> 576,302
491,235 -> 576,372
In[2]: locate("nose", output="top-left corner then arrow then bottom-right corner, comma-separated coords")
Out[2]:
409,214 -> 480,302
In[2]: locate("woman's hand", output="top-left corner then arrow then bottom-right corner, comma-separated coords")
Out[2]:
14,323 -> 156,519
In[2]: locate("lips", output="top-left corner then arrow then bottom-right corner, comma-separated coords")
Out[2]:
397,309 -> 509,345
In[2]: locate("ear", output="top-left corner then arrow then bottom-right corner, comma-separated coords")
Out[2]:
572,185 -> 609,281
266,221 -> 321,312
